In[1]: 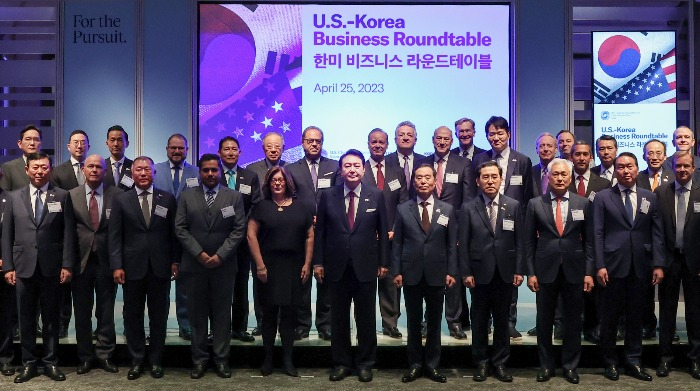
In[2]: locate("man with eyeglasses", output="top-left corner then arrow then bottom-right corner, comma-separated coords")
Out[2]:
451,118 -> 485,161
286,126 -> 339,341
153,134 -> 199,341
0,124 -> 43,191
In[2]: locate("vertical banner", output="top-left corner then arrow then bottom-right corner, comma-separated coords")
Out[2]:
592,31 -> 676,166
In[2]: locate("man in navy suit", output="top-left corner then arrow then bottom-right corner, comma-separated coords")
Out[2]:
525,158 -> 594,384
103,125 -> 134,191
286,126 -> 338,341
393,163 -> 457,383
661,126 -> 700,174
459,160 -> 524,382
362,128 -> 408,339
532,133 -> 557,198
472,115 -> 533,338
593,152 -> 665,382
0,124 -> 42,191
2,152 -> 75,383
385,121 -> 426,186
592,135 -> 618,184
314,149 -> 389,382
450,118 -> 485,161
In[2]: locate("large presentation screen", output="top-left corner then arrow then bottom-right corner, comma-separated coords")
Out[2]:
592,31 -> 676,168
198,3 -> 510,166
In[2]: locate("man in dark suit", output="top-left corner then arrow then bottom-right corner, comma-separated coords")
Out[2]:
0,124 -> 42,191
592,135 -> 618,184
109,156 -> 179,380
103,125 -> 134,191
218,136 -> 262,342
175,154 -> 246,379
153,134 -> 199,341
362,128 -> 408,339
593,152 -> 665,382
532,133 -> 557,198
2,152 -> 75,383
392,163 -> 457,383
68,155 -> 119,375
655,151 -> 700,379
556,130 -> 575,160
419,126 -> 475,339
314,149 -> 389,382
525,158 -> 594,384
286,126 -> 338,341
385,121 -> 426,186
472,115 -> 533,338
661,126 -> 700,174
459,160 -> 524,383
451,117 -> 486,161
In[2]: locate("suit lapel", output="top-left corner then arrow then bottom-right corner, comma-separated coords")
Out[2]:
363,162 -> 377,186
504,155 -> 517,191
475,196 -> 493,235
333,186 -> 351,231
352,190 -> 370,233
610,186 -> 632,228
426,201 -> 443,239
74,186 -> 91,229
541,195 -> 557,235
100,187 -> 113,230
130,190 -> 148,229
409,200 -> 422,232
20,187 -> 36,226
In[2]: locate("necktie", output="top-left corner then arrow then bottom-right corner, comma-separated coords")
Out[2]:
227,169 -> 236,189
376,162 -> 385,190
651,172 -> 659,192
347,191 -> 356,229
676,187 -> 687,248
624,188 -> 634,224
555,197 -> 564,236
310,160 -> 318,190
541,168 -> 549,194
577,176 -> 586,196
435,158 -> 445,197
462,150 -> 469,158
173,165 -> 181,195
403,155 -> 410,182
113,161 -> 121,185
496,154 -> 505,193
420,201 -> 430,233
76,162 -> 85,185
141,191 -> 150,226
488,200 -> 497,232
206,189 -> 215,208
35,189 -> 43,223
89,190 -> 99,230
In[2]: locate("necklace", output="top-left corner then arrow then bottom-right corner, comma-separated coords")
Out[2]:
273,197 -> 290,211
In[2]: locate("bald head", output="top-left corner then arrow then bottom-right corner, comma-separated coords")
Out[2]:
83,154 -> 107,189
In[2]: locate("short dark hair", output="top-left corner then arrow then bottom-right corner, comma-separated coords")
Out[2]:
302,126 -> 324,141
198,153 -> 222,169
367,128 -> 388,142
69,129 -> 89,144
25,151 -> 52,168
262,166 -> 296,200
20,124 -> 42,140
643,138 -> 666,155
133,156 -> 154,166
556,129 -> 575,140
672,151 -> 695,168
484,116 -> 509,134
218,136 -> 239,151
596,134 -> 617,149
413,162 -> 437,177
339,149 -> 365,166
571,140 -> 591,154
107,125 -> 129,142
614,152 -> 638,168
476,160 -> 502,177
455,117 -> 476,129
167,133 -> 188,147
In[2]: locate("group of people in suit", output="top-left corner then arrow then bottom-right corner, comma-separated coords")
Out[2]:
0,119 -> 699,385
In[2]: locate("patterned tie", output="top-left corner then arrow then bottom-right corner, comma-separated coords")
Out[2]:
651,172 -> 659,192
376,162 -> 385,190
113,161 -> 121,185
676,187 -> 687,248
420,201 -> 430,233
173,165 -> 181,196
76,162 -> 85,185
577,176 -> 586,196
624,189 -> 634,224
35,189 -> 43,223
206,189 -> 215,208
141,191 -> 150,226
488,200 -> 497,232
541,168 -> 549,194
555,197 -> 564,236
310,160 -> 318,190
227,169 -> 236,189
403,155 -> 410,183
347,191 -> 356,229
89,190 -> 99,230
435,158 -> 445,197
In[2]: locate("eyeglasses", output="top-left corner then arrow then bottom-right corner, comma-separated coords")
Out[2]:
270,178 -> 286,184
303,138 -> 322,145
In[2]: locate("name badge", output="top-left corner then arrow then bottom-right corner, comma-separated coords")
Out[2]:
106,208 -> 111,219
510,175 -> 523,186
120,175 -> 134,188
388,179 -> 400,191
503,219 -> 514,231
154,205 -> 168,218
437,214 -> 449,226
317,178 -> 331,189
47,201 -> 62,213
571,209 -> 584,221
445,173 -> 458,184
186,177 -> 199,187
694,202 -> 700,213
221,206 -> 235,218
239,184 -> 252,195
640,198 -> 650,214
588,191 -> 596,202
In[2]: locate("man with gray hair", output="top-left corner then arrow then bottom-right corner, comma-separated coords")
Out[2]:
386,121 -> 426,186
532,133 -> 557,198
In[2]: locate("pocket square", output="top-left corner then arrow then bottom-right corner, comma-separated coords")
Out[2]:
366,208 -> 376,212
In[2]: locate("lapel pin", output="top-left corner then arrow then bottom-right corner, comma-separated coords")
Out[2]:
512,158 -> 517,162
364,198 -> 369,202
436,208 -> 441,213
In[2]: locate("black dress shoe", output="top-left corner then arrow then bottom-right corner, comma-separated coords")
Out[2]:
673,332 -> 681,342
127,365 -> 144,380
508,325 -> 522,338
358,368 -> 373,382
14,365 -> 38,383
449,324 -> 467,339
150,365 -> 164,378
318,329 -> 332,341
421,322 -> 427,339
44,365 -> 66,381
382,327 -> 402,339
1,362 -> 15,376
493,365 -> 513,382
527,327 -> 537,336
98,359 -> 119,373
58,325 -> 68,339
689,361 -> 700,380
329,367 -> 351,381
216,363 -> 231,378
656,361 -> 671,377
251,327 -> 262,336
191,364 -> 206,379
626,365 -> 652,381
473,364 -> 489,382
553,325 -> 563,340
642,328 -> 656,339
283,362 -> 298,377
232,331 -> 255,342
564,369 -> 579,384
536,368 -> 553,382
76,361 -> 92,375
294,329 -> 309,341
425,368 -> 447,383
179,329 -> 192,341
584,331 -> 600,344
604,364 -> 619,381
401,367 -> 422,383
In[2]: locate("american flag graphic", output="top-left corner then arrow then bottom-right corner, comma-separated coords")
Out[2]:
599,49 -> 676,104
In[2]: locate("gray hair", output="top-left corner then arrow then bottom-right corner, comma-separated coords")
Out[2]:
547,158 -> 573,175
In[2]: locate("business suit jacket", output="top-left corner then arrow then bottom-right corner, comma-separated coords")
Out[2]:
2,184 -> 75,277
69,184 -> 120,275
569,171 -> 611,198
51,159 -> 80,191
104,157 -> 134,191
313,184 -> 389,283
637,168 -> 672,191
656,181 -> 700,274
525,193 -> 594,283
592,186 -> 665,279
153,161 -> 199,199
108,187 -> 179,280
661,155 -> 700,177
246,159 -> 286,187
532,162 -> 547,197
451,145 -> 486,161
473,149 -> 534,205
391,199 -> 458,286
175,186 -> 246,275
385,151 -> 426,182
418,153 -> 476,210
458,195 -> 524,284
0,157 -> 29,191
362,159 -> 408,229
219,165 -> 261,216
286,156 -> 338,210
